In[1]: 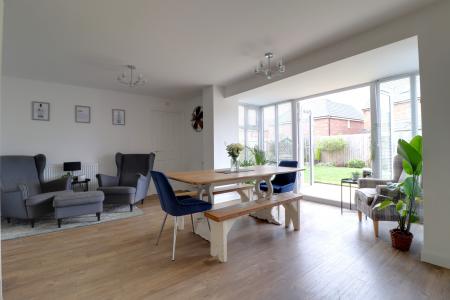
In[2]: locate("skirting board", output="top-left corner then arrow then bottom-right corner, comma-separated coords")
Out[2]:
422,250 -> 450,269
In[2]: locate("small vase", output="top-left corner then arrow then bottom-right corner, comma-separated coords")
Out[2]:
230,157 -> 239,172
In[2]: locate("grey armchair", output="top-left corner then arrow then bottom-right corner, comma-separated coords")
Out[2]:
0,154 -> 72,227
355,155 -> 423,237
96,152 -> 155,211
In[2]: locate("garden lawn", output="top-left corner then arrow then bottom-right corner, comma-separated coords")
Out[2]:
303,165 -> 363,185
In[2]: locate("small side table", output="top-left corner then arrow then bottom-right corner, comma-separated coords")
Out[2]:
71,178 -> 91,192
340,178 -> 358,214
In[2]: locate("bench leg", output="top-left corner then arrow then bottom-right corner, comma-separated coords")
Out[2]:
210,218 -> 237,262
237,189 -> 250,202
283,200 -> 300,231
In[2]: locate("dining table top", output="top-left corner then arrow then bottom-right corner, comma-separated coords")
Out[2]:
166,165 -> 305,185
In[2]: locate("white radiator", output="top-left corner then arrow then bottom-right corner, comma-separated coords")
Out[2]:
44,163 -> 99,191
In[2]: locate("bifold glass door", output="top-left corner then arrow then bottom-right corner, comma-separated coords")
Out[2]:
377,75 -> 420,179
297,104 -> 313,186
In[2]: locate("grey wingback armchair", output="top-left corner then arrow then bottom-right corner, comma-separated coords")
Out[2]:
355,155 -> 423,237
96,152 -> 155,211
0,154 -> 72,227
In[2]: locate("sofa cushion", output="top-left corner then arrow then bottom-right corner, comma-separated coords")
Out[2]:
54,191 -> 104,207
97,186 -> 136,195
26,190 -> 74,206
355,188 -> 377,205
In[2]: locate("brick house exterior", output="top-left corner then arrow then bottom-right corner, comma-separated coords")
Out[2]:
303,99 -> 365,137
314,117 -> 365,136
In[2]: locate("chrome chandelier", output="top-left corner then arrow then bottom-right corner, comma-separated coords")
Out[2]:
117,65 -> 147,87
254,52 -> 286,80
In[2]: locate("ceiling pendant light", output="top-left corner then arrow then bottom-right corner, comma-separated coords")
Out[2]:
117,65 -> 147,87
254,52 -> 286,80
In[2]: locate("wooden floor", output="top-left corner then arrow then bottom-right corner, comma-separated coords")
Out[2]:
2,198 -> 450,299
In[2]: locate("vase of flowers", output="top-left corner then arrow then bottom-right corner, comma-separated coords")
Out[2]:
226,143 -> 244,172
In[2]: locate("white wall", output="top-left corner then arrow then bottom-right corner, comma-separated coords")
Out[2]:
181,95 -> 204,171
202,85 -> 239,169
226,0 -> 450,268
416,1 -> 450,269
1,76 -> 186,191
0,0 -> 4,296
202,86 -> 215,169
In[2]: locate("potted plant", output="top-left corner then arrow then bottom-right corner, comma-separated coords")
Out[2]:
226,143 -> 244,172
375,135 -> 423,251
248,146 -> 268,165
351,171 -> 361,181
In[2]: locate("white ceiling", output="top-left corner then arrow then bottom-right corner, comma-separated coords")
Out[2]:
233,37 -> 419,106
2,0 -> 434,100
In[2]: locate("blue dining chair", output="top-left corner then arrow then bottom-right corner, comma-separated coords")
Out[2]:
260,160 -> 299,193
151,171 -> 212,261
260,160 -> 298,221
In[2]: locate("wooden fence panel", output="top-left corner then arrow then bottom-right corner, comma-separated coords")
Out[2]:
316,134 -> 371,167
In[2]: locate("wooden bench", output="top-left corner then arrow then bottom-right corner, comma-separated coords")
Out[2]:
175,183 -> 254,201
205,192 -> 302,262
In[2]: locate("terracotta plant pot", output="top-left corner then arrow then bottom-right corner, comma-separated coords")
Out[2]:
390,229 -> 414,251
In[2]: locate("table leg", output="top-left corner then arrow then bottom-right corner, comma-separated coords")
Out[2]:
249,176 -> 280,225
349,184 -> 352,210
192,184 -> 215,241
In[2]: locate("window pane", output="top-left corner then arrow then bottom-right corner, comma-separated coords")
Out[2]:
248,109 -> 257,127
263,106 -> 276,163
278,103 -> 293,160
379,77 -> 412,179
416,75 -> 422,134
238,106 -> 245,127
239,128 -> 245,145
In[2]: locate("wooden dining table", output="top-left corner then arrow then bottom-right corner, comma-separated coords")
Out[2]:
167,165 -> 304,240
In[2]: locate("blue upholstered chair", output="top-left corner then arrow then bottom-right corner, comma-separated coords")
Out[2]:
260,160 -> 299,193
151,171 -> 212,261
260,160 -> 298,221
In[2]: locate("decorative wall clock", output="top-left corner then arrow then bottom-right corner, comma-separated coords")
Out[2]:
191,105 -> 203,132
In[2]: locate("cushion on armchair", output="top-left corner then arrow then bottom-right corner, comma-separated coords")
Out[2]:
355,188 -> 377,205
25,190 -> 74,206
97,186 -> 136,195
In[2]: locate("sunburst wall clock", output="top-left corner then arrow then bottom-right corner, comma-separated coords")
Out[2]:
191,105 -> 203,132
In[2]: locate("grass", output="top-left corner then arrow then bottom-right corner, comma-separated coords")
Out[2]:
303,165 -> 363,185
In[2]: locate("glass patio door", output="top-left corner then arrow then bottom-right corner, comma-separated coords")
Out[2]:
297,102 -> 314,186
377,75 -> 419,179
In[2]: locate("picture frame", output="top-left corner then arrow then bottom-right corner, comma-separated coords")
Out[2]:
32,101 -> 50,121
75,105 -> 91,123
112,109 -> 125,125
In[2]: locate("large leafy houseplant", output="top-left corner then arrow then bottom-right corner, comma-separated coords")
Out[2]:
375,135 -> 423,251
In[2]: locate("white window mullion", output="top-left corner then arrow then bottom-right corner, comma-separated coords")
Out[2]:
274,104 -> 279,164
371,81 -> 381,178
410,75 -> 419,136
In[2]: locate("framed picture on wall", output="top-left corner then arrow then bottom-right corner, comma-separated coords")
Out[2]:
32,101 -> 50,121
75,105 -> 91,123
112,109 -> 125,125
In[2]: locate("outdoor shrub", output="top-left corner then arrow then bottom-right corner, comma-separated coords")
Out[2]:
347,159 -> 365,168
317,137 -> 347,152
314,148 -> 321,162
